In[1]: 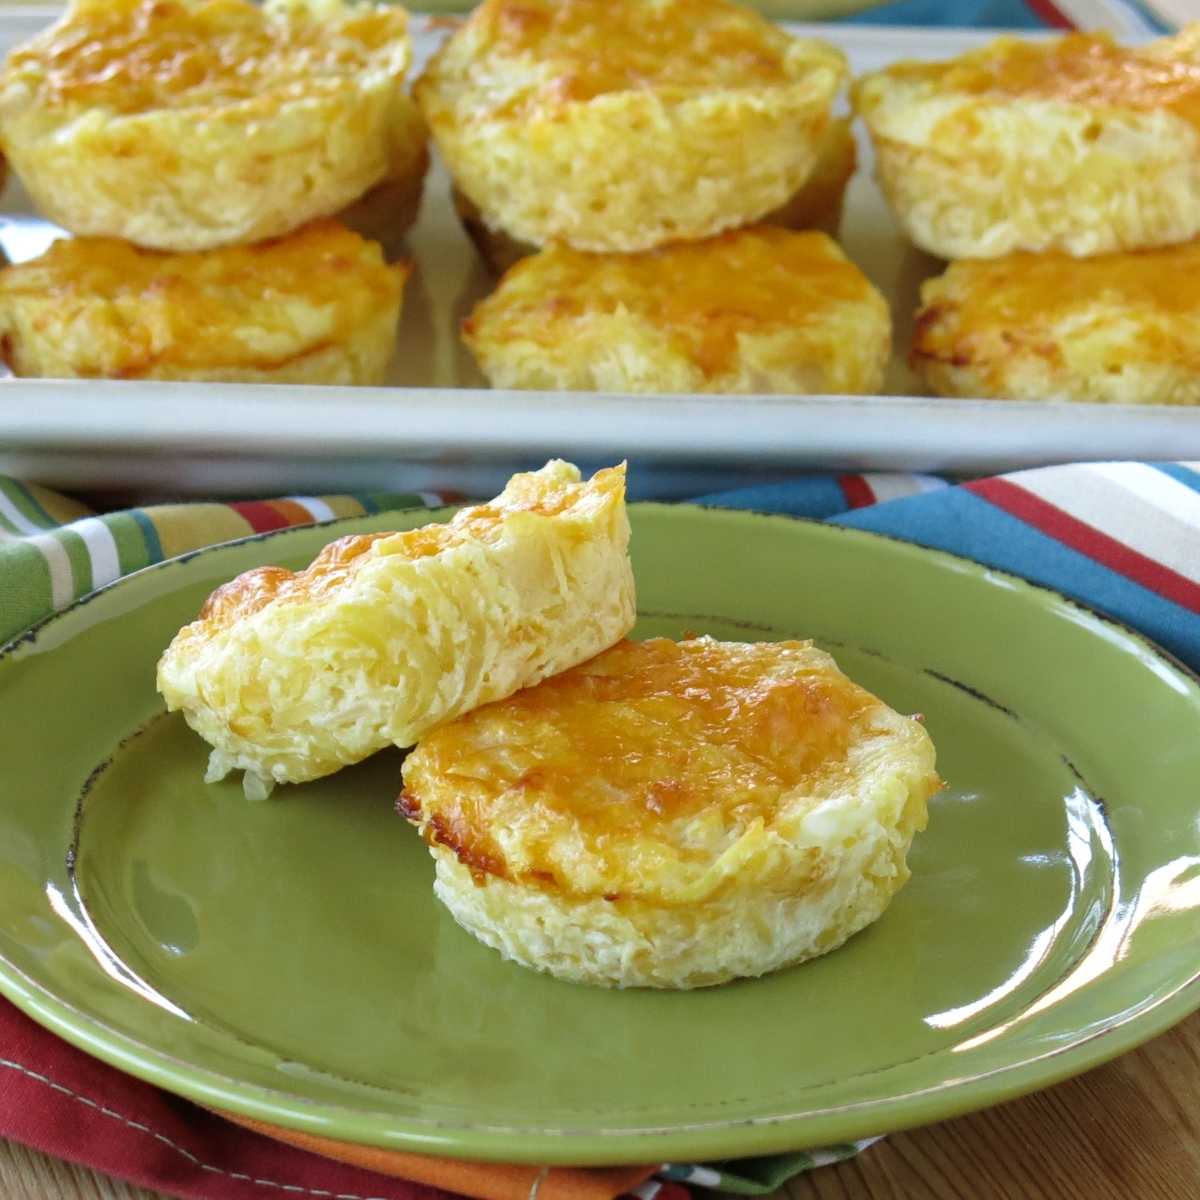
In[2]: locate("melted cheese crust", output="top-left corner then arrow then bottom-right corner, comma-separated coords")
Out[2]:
884,32 -> 1200,125
0,221 -> 407,383
464,228 -> 889,392
912,243 -> 1200,403
402,636 -> 939,906
4,0 -> 410,115
437,0 -> 799,121
196,464 -> 626,631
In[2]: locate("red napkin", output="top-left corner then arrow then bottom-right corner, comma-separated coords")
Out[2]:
0,997 -> 681,1200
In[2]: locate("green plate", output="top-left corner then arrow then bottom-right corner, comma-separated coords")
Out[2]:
2,504 -> 1200,1166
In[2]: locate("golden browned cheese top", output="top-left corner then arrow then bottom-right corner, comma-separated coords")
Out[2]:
0,220 -> 407,375
461,0 -> 800,117
402,637 -> 885,897
193,464 -> 626,631
887,32 -> 1200,125
913,243 -> 1200,367
468,229 -> 875,379
4,0 -> 409,114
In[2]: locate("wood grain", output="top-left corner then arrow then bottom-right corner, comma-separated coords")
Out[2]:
3,1011 -> 1200,1200
788,1011 -> 1200,1200
0,1137 -> 163,1200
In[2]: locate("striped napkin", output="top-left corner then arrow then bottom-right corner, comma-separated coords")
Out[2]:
5,462 -> 1197,668
1,459 -> 1198,1200
699,461 -> 1200,670
0,483 -> 430,645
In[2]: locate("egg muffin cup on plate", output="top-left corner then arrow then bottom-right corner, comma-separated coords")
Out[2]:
416,0 -> 847,254
854,27 -> 1200,260
0,0 -> 416,251
452,117 -> 858,274
912,243 -> 1200,404
0,221 -> 407,384
463,228 -> 890,394
158,462 -> 635,799
400,636 -> 940,990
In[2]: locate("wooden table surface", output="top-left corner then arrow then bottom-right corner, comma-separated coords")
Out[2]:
3,1009 -> 1199,1200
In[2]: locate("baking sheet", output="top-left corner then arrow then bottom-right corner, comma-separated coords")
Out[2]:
0,12 -> 1190,494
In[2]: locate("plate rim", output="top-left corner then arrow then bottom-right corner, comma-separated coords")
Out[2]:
2,503 -> 1200,1165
